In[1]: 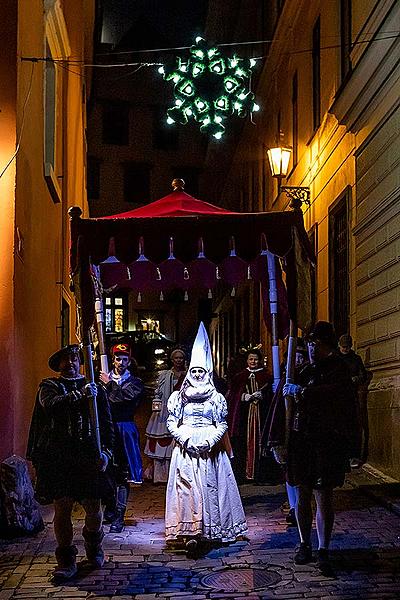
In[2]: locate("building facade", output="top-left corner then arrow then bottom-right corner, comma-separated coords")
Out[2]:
0,0 -> 94,460
219,0 -> 400,477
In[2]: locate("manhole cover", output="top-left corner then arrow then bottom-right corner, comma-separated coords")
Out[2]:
200,568 -> 281,591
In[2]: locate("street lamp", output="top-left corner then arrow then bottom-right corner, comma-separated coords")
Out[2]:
266,145 -> 310,209
266,146 -> 292,178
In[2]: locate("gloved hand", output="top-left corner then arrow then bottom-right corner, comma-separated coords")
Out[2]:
84,382 -> 98,398
272,445 -> 287,465
249,391 -> 262,403
184,439 -> 200,456
283,383 -> 303,397
196,441 -> 210,454
98,451 -> 109,471
241,393 -> 253,403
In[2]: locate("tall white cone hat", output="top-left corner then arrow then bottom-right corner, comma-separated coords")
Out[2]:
188,321 -> 213,374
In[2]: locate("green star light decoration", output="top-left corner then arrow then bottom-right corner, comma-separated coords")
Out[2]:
158,37 -> 260,139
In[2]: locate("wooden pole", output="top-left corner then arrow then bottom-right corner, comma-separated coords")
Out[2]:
284,319 -> 297,447
68,208 -> 102,459
82,327 -> 102,459
266,250 -> 281,391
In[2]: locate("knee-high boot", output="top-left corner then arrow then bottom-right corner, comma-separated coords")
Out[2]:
109,485 -> 129,533
82,526 -> 105,568
53,545 -> 78,579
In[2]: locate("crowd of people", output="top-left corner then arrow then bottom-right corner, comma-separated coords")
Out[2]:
27,319 -> 371,581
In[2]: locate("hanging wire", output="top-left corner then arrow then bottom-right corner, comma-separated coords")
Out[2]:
20,32 -> 400,68
0,61 -> 35,179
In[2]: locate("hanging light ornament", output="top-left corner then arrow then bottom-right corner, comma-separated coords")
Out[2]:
159,37 -> 260,139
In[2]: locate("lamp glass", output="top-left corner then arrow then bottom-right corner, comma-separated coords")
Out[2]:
267,147 -> 292,177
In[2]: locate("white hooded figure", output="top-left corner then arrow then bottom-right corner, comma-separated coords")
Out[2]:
165,322 -> 248,550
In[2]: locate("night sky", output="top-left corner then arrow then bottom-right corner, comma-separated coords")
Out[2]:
100,0 -> 209,51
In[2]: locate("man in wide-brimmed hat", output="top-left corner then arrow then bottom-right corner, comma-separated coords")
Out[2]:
282,321 -> 359,577
99,342 -> 144,533
27,344 -> 114,581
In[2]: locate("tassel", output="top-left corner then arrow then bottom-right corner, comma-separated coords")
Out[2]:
216,266 -> 221,280
247,265 -> 252,279
127,267 -> 131,280
208,288 -> 212,299
156,267 -> 162,280
231,287 -> 236,297
159,291 -> 164,301
184,290 -> 189,301
137,291 -> 142,303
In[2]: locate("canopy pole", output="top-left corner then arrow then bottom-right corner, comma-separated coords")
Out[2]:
95,296 -> 109,374
82,327 -> 102,459
266,250 -> 281,391
284,319 -> 297,448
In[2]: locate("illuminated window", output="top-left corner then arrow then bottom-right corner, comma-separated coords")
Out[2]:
140,318 -> 160,332
104,295 -> 127,333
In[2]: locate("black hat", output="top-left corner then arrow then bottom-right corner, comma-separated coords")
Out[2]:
48,344 -> 83,372
308,321 -> 337,349
339,334 -> 352,347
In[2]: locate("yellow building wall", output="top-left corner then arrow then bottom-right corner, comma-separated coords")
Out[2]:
220,0 -> 400,478
0,0 -> 93,460
0,1 -> 18,458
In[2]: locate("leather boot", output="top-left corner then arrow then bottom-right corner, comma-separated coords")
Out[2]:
53,545 -> 78,580
82,526 -> 105,568
109,485 -> 129,533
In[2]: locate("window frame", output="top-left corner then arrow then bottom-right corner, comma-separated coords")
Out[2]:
44,0 -> 71,203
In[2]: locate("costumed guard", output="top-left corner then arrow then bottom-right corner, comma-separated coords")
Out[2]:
99,343 -> 144,533
227,348 -> 276,484
263,338 -> 310,526
144,347 -> 187,483
165,322 -> 248,554
27,344 -> 114,580
281,322 -> 360,576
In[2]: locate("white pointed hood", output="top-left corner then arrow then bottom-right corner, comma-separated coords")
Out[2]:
188,321 -> 213,374
179,322 -> 215,401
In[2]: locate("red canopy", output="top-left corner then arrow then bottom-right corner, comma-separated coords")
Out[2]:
101,190 -> 236,218
69,190 -> 314,334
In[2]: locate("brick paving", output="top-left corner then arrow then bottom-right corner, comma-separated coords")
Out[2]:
1,472 -> 400,600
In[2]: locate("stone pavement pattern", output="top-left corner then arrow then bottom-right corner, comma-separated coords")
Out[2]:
1,473 -> 400,600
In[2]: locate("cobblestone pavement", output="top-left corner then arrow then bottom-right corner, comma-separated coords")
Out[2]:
1,476 -> 400,600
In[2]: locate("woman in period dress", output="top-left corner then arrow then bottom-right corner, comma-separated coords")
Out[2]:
144,347 -> 187,483
165,322 -> 248,552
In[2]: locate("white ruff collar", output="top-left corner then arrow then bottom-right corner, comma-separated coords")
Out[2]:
109,370 -> 131,385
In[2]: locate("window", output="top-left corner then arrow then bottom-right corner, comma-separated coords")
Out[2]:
312,17 -> 321,131
87,156 -> 101,200
44,1 -> 71,203
123,162 -> 151,204
292,71 -> 298,167
105,295 -> 128,333
329,192 -> 349,337
340,0 -> 352,81
102,100 -> 129,145
308,224 -> 318,326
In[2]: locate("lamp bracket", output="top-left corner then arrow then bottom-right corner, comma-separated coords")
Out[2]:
281,186 -> 311,209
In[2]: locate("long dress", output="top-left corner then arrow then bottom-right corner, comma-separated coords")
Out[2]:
227,367 -> 273,482
165,390 -> 248,542
144,369 -> 185,482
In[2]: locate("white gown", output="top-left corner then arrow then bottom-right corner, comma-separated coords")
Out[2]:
165,390 -> 248,542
